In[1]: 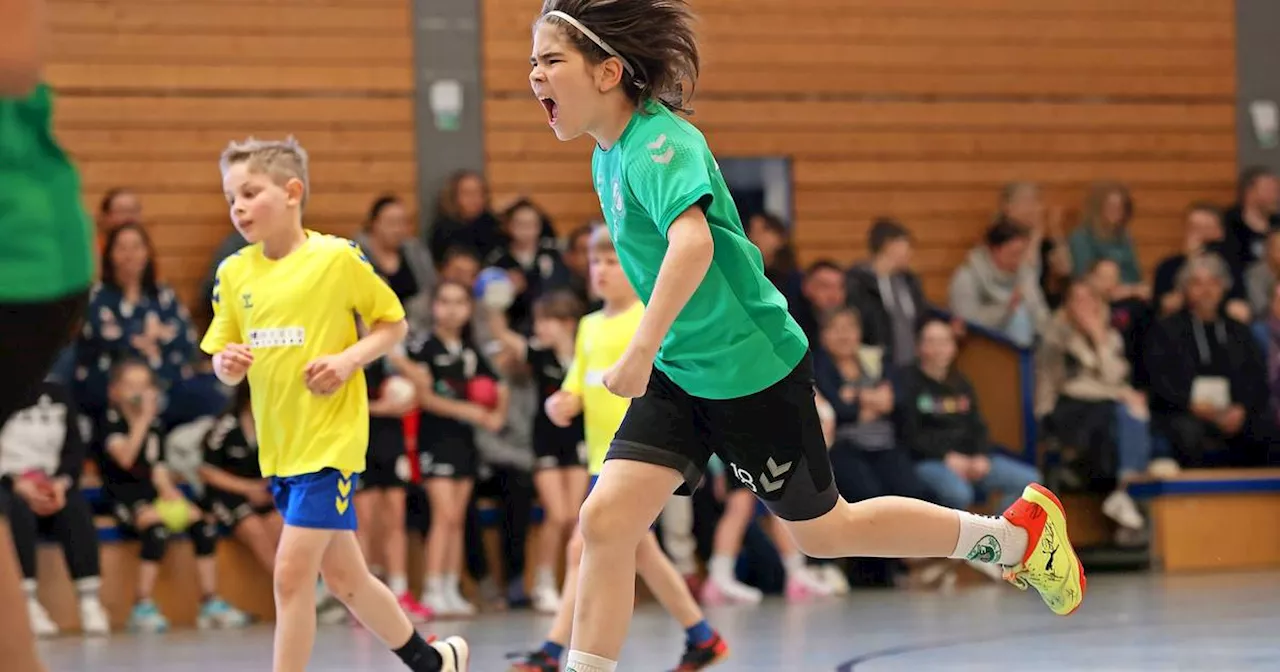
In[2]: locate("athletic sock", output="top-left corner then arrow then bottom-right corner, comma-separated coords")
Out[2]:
685,620 -> 714,646
75,576 -> 102,600
565,650 -> 616,672
425,575 -> 444,596
782,552 -> 807,578
708,554 -> 735,582
540,640 -> 565,660
392,631 -> 443,671
22,578 -> 38,600
534,566 -> 556,589
387,574 -> 408,595
949,511 -> 1029,567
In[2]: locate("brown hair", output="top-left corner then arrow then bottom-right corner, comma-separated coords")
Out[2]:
588,223 -> 615,254
1079,181 -> 1134,237
537,0 -> 700,114
533,289 -> 586,322
435,170 -> 488,221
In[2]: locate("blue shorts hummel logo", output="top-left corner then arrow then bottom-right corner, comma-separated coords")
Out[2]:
270,468 -> 360,530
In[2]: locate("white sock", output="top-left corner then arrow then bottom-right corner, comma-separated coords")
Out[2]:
565,650 -> 617,672
709,554 -> 735,582
783,553 -> 807,578
535,566 -> 556,589
444,573 -> 462,597
387,574 -> 408,595
425,575 -> 444,596
22,578 -> 38,600
950,511 -> 1029,567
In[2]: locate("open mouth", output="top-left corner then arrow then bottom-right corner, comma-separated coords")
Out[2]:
539,97 -> 559,125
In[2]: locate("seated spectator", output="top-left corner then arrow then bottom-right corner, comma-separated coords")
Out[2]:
74,223 -> 198,422
198,385 -> 281,577
96,188 -> 142,244
0,378 -> 109,637
846,218 -> 931,368
816,307 -> 929,504
1244,229 -> 1280,318
1220,166 -> 1280,291
431,172 -> 554,264
94,361 -> 246,632
1036,281 -> 1150,532
791,260 -> 846,344
561,222 -> 599,311
357,194 -> 437,333
1068,182 -> 1147,300
1085,259 -> 1154,384
746,212 -> 802,301
486,199 -> 571,334
898,318 -> 1041,513
1152,203 -> 1243,318
1145,255 -> 1276,468
949,219 -> 1049,347
1252,284 -> 1280,434
999,182 -> 1071,309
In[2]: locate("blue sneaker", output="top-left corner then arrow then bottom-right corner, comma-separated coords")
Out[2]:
197,597 -> 250,630
127,601 -> 169,633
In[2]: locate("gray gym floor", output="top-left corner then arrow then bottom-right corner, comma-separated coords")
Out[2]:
39,571 -> 1279,671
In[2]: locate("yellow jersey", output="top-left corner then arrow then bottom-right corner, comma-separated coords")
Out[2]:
562,301 -> 644,474
200,231 -> 405,478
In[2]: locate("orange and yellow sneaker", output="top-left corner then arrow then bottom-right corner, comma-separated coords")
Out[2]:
1000,483 -> 1087,616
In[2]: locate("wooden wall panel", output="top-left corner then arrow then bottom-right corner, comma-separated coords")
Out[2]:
47,0 -> 417,306
482,0 -> 1238,300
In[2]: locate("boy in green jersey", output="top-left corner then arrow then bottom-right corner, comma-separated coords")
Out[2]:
1,2 -> 96,671
527,2 -> 1086,670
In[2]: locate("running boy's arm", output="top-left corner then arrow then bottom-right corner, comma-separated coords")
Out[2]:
201,258 -> 249,385
629,208 -> 714,357
0,0 -> 42,95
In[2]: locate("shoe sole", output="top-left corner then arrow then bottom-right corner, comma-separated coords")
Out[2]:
1023,483 -> 1088,616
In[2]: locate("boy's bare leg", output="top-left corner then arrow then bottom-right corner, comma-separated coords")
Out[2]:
273,525 -> 332,672
320,531 -> 415,642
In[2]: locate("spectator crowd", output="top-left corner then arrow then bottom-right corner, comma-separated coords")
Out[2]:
3,164 -> 1279,637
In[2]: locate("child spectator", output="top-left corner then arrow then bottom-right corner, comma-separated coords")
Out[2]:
0,379 -> 109,637
95,360 -> 245,632
407,281 -> 508,617
899,319 -> 1042,514
198,384 -> 282,577
485,199 -> 572,334
486,289 -> 589,613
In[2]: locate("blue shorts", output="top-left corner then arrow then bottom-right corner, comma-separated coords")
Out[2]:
270,468 -> 360,530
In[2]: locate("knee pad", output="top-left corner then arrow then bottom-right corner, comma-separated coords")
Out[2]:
139,525 -> 169,562
189,519 -> 219,557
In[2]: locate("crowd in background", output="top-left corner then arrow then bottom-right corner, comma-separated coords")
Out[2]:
2,163 -> 1279,636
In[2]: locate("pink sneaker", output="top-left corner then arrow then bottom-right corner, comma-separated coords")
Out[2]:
397,591 -> 434,623
785,577 -> 817,603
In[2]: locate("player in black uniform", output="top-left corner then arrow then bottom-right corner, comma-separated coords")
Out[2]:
484,199 -> 572,334
487,289 -> 587,612
408,280 -> 508,617
199,384 -> 280,574
355,357 -> 432,621
95,360 -> 244,632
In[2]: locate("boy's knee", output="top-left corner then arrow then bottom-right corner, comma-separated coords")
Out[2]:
273,556 -> 315,601
319,563 -> 361,602
577,491 -> 646,547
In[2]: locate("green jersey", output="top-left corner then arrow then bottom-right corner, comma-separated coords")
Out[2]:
591,101 -> 808,399
0,83 -> 94,302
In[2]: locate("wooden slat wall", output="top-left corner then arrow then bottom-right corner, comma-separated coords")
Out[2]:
482,0 -> 1238,299
46,0 -> 418,306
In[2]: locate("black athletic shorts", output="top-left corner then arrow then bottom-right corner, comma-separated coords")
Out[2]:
0,292 -> 88,429
106,482 -> 160,528
533,437 -> 587,472
608,352 -> 839,522
204,488 -> 275,530
419,434 -> 478,480
360,422 -> 409,490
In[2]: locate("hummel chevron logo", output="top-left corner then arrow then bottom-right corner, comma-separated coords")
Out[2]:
759,457 -> 793,493
647,134 -> 667,150
651,148 -> 675,164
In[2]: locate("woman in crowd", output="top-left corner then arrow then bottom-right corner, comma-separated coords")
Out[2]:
357,194 -> 437,333
74,223 -> 198,422
746,212 -> 802,301
1068,183 -> 1147,298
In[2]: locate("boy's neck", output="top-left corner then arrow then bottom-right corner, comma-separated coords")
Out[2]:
262,225 -> 308,260
602,294 -> 638,316
591,99 -> 640,151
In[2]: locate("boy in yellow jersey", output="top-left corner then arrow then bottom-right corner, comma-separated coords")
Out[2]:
201,138 -> 468,672
509,227 -> 727,672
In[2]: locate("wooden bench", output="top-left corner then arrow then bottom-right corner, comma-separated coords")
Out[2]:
1128,468 -> 1280,573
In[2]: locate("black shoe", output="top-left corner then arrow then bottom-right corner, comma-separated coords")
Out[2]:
672,632 -> 729,671
506,650 -> 558,672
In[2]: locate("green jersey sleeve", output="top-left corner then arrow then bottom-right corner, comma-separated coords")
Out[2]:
624,130 -> 714,237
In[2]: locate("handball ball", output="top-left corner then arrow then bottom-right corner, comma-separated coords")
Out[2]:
475,267 -> 515,310
467,376 -> 500,409
153,498 -> 191,533
381,375 -> 416,406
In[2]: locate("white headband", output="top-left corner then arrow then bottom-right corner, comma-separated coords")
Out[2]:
544,10 -> 636,76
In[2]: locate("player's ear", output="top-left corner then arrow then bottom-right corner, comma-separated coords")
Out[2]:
285,178 -> 306,208
594,57 -> 625,94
